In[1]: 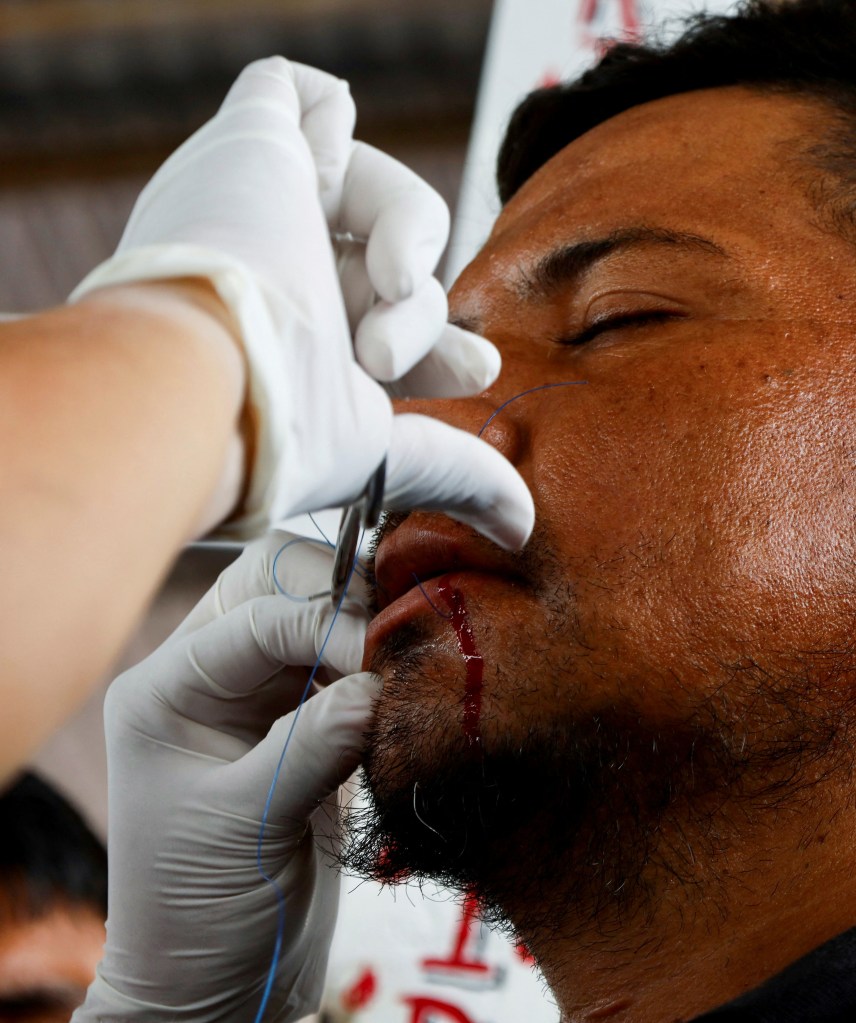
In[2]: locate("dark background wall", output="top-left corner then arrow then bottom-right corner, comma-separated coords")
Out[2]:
0,0 -> 492,311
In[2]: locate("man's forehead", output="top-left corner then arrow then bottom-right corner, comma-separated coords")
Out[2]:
447,84 -> 856,335
490,86 -> 817,245
448,86 -> 835,318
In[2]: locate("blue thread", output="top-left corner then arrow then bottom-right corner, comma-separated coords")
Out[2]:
477,380 -> 586,437
405,381 -> 588,620
308,511 -> 334,548
307,513 -> 370,582
412,572 -> 452,619
272,532 -> 369,596
272,536 -> 334,602
253,530 -> 364,1023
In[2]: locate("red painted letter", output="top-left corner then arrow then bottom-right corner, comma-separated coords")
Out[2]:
403,995 -> 477,1022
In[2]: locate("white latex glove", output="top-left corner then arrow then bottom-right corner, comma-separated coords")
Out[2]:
74,532 -> 377,1023
70,57 -> 533,549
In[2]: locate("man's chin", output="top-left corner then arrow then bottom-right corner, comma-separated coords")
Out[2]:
343,672 -> 848,953
346,620 -> 528,922
348,622 -> 651,937
342,727 -> 557,938
350,602 -> 853,952
342,658 -> 622,945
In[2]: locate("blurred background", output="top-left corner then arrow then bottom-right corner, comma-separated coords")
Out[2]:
0,0 -> 492,312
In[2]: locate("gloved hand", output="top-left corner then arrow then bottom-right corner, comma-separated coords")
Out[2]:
74,532 -> 377,1023
70,57 -> 533,550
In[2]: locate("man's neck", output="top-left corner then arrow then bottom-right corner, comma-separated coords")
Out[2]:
520,786 -> 856,1023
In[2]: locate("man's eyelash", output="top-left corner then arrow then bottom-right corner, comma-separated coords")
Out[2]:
556,311 -> 680,347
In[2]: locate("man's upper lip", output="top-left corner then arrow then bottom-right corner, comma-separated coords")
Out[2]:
373,516 -> 524,612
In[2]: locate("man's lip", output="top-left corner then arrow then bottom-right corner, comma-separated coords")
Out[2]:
373,516 -> 524,614
363,568 -> 522,667
362,516 -> 525,667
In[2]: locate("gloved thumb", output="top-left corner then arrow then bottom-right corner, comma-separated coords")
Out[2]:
385,414 -> 535,550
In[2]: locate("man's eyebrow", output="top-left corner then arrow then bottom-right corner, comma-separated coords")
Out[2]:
449,313 -> 483,335
516,226 -> 728,301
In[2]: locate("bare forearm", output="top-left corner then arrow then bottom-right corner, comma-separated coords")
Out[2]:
0,280 -> 246,780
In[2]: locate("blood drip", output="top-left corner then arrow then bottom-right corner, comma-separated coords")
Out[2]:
436,578 -> 483,747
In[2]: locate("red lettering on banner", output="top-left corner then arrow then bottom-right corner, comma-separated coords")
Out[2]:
420,892 -> 502,989
341,967 -> 378,1011
403,996 -> 478,1023
577,0 -> 641,42
537,69 -> 562,88
514,939 -> 536,966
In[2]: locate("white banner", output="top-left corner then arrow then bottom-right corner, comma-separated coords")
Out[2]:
445,0 -> 739,286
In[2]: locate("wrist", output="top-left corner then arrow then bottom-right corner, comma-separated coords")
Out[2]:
76,278 -> 253,534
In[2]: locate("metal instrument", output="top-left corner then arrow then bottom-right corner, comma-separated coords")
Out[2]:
330,458 -> 386,605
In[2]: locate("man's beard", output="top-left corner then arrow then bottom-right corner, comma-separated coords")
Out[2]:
342,518 -> 856,948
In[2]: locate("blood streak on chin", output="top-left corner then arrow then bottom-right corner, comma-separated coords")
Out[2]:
436,577 -> 484,747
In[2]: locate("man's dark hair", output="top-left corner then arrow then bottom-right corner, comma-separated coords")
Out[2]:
498,0 -> 856,233
0,772 -> 107,921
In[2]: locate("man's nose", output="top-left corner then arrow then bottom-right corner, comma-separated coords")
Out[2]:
392,394 -> 526,467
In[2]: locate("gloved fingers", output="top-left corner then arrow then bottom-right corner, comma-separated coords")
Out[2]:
123,594 -> 368,750
373,317 -> 502,398
182,593 -> 367,698
224,59 -> 357,222
185,666 -> 317,751
170,545 -> 271,640
108,596 -> 366,755
113,128 -> 342,322
384,413 -> 535,550
223,59 -> 357,217
354,276 -> 448,381
289,62 -> 356,221
339,248 -> 501,395
221,73 -> 446,306
264,363 -> 393,518
267,535 -> 372,620
336,236 -> 374,335
114,69 -> 350,331
174,531 -> 370,639
225,672 -> 381,825
220,56 -> 304,124
123,62 -> 320,229
339,142 -> 450,302
354,281 -> 497,391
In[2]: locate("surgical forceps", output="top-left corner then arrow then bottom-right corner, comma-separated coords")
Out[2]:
330,458 -> 386,605
328,229 -> 388,604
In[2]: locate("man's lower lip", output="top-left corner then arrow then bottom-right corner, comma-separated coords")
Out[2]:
363,570 -> 514,665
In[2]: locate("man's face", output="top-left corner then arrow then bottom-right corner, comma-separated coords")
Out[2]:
353,87 -> 856,931
0,902 -> 104,1022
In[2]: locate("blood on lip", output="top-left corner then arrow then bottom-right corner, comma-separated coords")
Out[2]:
435,576 -> 483,748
